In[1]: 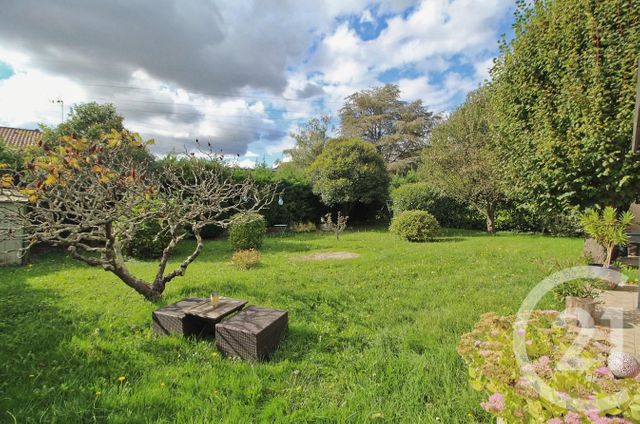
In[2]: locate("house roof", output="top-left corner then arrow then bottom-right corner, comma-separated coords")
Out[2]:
0,126 -> 42,149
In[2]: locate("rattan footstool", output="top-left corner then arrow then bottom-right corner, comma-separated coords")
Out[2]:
215,307 -> 288,360
152,297 -> 247,336
152,298 -> 204,336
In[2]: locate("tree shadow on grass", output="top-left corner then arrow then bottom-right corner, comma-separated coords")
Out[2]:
0,257 -> 206,422
0,266 -> 103,422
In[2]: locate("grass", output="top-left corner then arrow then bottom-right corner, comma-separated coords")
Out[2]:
0,228 -> 588,423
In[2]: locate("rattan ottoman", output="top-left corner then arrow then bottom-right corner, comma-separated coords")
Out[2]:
152,297 -> 248,337
152,298 -> 204,336
215,307 -> 288,360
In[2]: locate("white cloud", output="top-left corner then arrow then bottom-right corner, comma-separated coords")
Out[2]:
235,158 -> 257,169
360,9 -> 375,24
0,0 -> 513,161
0,68 -> 87,127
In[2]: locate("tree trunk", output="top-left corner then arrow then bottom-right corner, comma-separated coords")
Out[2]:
486,203 -> 496,234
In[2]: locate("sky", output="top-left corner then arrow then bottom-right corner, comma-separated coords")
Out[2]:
0,0 -> 515,167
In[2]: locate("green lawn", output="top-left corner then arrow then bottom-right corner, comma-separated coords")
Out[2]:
0,228 -> 585,423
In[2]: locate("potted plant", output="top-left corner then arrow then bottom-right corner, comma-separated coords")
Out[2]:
553,278 -> 607,327
579,207 -> 634,287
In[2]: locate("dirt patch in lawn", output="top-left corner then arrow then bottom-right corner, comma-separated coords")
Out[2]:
293,251 -> 361,261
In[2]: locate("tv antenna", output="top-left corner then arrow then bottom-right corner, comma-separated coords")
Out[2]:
51,98 -> 64,123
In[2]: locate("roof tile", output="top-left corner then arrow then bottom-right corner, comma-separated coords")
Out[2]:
0,126 -> 42,149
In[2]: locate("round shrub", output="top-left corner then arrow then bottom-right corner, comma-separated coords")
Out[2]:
228,212 -> 267,250
389,210 -> 440,242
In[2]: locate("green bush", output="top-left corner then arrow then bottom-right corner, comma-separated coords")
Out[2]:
389,210 -> 440,242
122,218 -> 171,260
228,212 -> 267,250
391,183 -> 483,229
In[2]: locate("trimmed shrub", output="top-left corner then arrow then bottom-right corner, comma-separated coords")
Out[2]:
390,210 -> 440,242
228,212 -> 267,250
230,249 -> 260,270
123,218 -> 171,259
391,183 -> 483,229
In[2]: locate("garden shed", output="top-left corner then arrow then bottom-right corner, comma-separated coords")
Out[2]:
0,190 -> 27,266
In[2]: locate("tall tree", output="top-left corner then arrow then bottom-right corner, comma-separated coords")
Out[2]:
42,102 -> 124,142
492,0 -> 640,214
283,115 -> 332,168
41,102 -> 154,166
418,87 -> 504,233
339,84 -> 438,171
309,138 -> 389,212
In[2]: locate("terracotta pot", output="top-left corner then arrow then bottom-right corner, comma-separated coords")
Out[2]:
565,296 -> 596,328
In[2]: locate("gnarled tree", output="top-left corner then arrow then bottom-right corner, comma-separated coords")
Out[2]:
0,130 -> 274,300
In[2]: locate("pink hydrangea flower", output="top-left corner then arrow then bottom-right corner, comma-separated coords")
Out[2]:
585,409 -> 602,421
480,392 -> 505,413
595,366 -> 613,378
564,412 -> 581,424
517,328 -> 526,336
547,419 -> 563,424
538,356 -> 550,367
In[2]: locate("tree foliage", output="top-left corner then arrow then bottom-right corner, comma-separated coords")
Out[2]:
309,138 -> 389,210
0,139 -> 22,173
492,0 -> 640,213
419,87 -> 504,233
283,115 -> 332,168
43,102 -> 124,141
0,131 -> 273,300
340,84 -> 439,171
41,102 -> 154,166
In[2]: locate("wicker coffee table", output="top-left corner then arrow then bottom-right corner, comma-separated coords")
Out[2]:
152,297 -> 247,336
216,306 -> 288,360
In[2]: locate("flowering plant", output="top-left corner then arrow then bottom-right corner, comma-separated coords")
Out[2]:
457,311 -> 640,423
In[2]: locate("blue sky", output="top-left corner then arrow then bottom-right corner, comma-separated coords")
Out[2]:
0,0 -> 515,166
